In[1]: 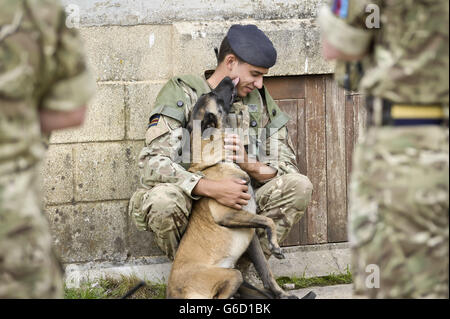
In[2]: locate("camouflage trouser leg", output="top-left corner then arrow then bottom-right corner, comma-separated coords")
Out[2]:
129,183 -> 192,261
349,126 -> 449,299
0,169 -> 63,299
253,173 -> 313,258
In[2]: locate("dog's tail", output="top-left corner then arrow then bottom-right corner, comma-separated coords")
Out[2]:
237,281 -> 275,299
121,281 -> 146,299
237,281 -> 317,299
301,291 -> 317,299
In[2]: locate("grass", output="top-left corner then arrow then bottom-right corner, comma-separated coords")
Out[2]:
64,274 -> 166,299
276,267 -> 353,289
64,269 -> 353,299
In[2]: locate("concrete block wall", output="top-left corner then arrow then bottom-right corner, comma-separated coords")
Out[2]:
41,0 -> 334,266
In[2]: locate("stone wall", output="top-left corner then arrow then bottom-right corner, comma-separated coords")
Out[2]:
41,0 -> 333,265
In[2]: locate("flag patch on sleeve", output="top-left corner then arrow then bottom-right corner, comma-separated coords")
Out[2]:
332,0 -> 349,18
148,114 -> 160,128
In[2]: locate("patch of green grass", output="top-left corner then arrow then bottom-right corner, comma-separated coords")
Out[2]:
64,275 -> 166,299
65,269 -> 353,299
276,267 -> 353,289
64,283 -> 107,299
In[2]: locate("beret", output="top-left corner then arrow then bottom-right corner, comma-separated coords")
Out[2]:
227,24 -> 277,68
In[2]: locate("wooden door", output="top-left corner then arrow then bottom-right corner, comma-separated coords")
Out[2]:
264,75 -> 367,246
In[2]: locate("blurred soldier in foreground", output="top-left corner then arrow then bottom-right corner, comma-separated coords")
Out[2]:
0,0 -> 95,298
319,0 -> 449,298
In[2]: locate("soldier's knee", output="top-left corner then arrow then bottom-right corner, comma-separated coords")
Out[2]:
131,184 -> 190,233
147,184 -> 183,209
150,212 -> 184,239
281,173 -> 313,211
147,209 -> 176,232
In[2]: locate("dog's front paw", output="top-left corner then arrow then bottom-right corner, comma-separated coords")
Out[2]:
270,245 -> 285,259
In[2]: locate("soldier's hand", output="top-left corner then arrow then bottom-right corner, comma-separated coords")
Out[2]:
224,133 -> 250,172
193,178 -> 251,210
213,178 -> 252,210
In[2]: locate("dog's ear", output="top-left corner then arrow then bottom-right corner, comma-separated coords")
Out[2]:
201,112 -> 218,132
188,94 -> 208,134
214,77 -> 235,114
186,121 -> 193,135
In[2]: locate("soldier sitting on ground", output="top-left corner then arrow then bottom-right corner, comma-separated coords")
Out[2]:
129,24 -> 313,284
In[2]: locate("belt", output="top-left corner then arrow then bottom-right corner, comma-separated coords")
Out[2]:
369,97 -> 448,127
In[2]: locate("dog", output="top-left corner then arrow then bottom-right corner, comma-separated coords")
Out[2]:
166,77 -> 311,299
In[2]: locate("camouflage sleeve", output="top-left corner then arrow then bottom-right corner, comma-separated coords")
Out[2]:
136,75 -> 216,199
40,4 -> 95,112
139,93 -> 203,200
318,0 -> 380,56
260,126 -> 299,180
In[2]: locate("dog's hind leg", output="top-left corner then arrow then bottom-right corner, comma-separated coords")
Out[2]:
211,268 -> 243,299
183,267 -> 243,299
245,234 -> 298,299
209,203 -> 284,259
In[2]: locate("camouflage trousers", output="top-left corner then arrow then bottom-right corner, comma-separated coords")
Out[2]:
0,168 -> 63,299
349,125 -> 449,299
129,173 -> 313,261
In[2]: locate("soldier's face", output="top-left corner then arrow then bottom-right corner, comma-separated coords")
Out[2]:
228,59 -> 268,97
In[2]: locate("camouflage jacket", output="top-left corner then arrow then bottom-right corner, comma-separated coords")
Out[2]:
138,73 -> 299,200
319,0 -> 449,104
0,0 -> 95,176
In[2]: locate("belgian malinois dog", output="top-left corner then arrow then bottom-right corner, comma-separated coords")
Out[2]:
166,77 -> 312,299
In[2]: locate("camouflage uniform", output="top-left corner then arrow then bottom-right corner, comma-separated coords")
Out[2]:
0,0 -> 95,298
319,0 -> 449,298
129,74 -> 313,260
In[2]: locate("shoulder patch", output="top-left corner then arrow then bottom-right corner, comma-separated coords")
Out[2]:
148,114 -> 160,128
332,0 -> 349,18
145,115 -> 169,145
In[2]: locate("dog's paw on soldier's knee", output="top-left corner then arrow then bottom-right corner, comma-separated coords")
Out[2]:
269,245 -> 285,259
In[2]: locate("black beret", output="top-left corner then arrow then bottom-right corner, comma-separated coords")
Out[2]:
227,24 -> 277,68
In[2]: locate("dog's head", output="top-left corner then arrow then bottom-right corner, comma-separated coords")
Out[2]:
187,76 -> 238,134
